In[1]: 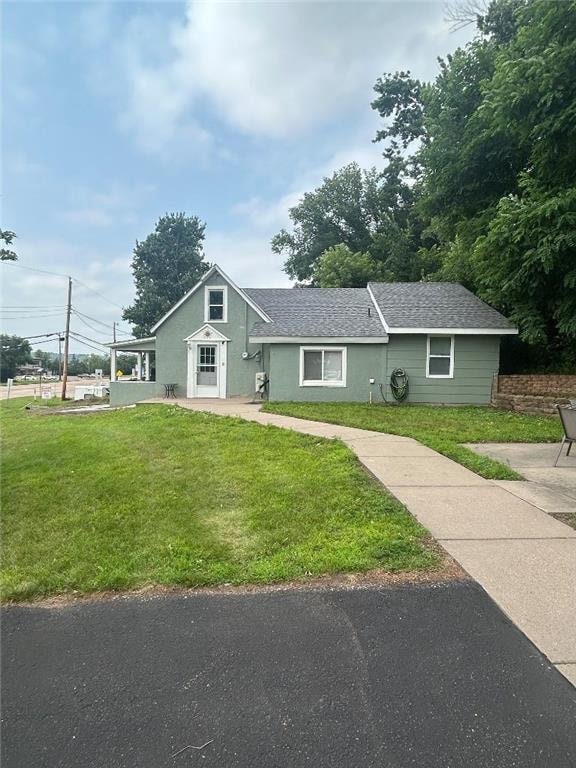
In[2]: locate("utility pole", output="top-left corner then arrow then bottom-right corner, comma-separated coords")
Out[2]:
58,332 -> 63,381
113,321 -> 117,343
61,277 -> 72,400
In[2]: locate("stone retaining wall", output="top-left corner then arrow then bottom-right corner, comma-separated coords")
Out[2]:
492,393 -> 572,415
491,374 -> 576,413
496,374 -> 576,397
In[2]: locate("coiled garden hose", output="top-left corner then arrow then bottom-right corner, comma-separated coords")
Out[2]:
390,368 -> 409,401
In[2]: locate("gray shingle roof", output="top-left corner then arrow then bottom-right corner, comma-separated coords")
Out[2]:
244,288 -> 387,338
367,282 -> 514,330
243,282 -> 515,338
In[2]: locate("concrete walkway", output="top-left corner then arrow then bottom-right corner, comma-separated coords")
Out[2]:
466,442 -> 576,521
153,397 -> 576,687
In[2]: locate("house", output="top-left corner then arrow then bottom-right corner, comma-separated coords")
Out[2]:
108,264 -> 517,407
16,363 -> 47,377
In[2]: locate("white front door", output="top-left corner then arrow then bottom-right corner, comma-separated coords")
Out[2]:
188,342 -> 227,398
196,343 -> 219,397
185,327 -> 229,398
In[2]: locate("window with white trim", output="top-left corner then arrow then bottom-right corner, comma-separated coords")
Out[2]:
205,286 -> 227,322
426,335 -> 454,378
300,347 -> 347,387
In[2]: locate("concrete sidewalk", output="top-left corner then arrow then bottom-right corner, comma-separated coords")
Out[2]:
154,398 -> 576,687
467,442 -> 576,521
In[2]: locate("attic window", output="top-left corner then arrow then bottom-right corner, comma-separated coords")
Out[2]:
426,335 -> 454,378
205,286 -> 227,323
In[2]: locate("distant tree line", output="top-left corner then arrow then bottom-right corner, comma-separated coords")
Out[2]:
0,336 -> 136,381
33,350 -> 136,377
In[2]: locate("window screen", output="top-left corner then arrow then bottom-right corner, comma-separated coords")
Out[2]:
427,336 -> 453,377
302,349 -> 344,384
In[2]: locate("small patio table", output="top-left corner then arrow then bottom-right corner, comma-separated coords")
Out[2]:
163,383 -> 177,399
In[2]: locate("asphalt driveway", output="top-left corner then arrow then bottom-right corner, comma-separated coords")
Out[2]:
2,582 -> 576,768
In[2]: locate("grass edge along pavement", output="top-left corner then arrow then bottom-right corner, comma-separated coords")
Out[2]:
0,400 -> 440,602
262,402 -> 563,481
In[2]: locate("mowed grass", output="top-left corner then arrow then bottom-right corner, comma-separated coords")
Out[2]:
0,401 -> 437,601
263,402 -> 563,480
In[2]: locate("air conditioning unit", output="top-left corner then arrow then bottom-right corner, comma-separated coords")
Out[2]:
255,371 -> 267,394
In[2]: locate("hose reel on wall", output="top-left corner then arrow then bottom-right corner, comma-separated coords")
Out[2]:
390,368 -> 409,401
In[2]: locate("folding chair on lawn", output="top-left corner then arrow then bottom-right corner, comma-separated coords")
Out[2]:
555,404 -> 576,466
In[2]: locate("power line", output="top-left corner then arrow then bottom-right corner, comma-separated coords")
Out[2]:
72,311 -> 114,337
11,332 -> 61,340
1,312 -> 65,319
28,337 -> 62,347
2,304 -> 65,309
72,307 -> 111,327
73,308 -> 131,334
72,312 -> 132,342
72,277 -> 124,310
0,262 -> 69,278
1,310 -> 64,314
70,330 -> 108,347
2,260 -> 126,312
68,332 -> 110,354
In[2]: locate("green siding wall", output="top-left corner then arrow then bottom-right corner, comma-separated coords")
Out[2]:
268,344 -> 387,402
110,381 -> 159,406
267,335 -> 500,405
383,334 -> 500,404
155,271 -> 265,398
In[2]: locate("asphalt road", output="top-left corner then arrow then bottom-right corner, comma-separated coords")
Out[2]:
2,582 -> 576,768
0,378 -> 92,401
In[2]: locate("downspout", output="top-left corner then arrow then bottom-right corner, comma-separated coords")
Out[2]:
384,337 -> 389,400
245,301 -> 249,353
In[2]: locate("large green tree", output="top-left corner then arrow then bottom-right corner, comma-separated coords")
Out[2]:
0,230 -> 18,261
272,163 -> 419,284
0,335 -> 31,381
371,0 -> 576,360
123,213 -> 209,337
312,244 -> 383,288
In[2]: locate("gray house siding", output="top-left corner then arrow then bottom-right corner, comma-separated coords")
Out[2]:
155,271 -> 265,398
110,381 -> 159,406
266,335 -> 499,404
268,343 -> 387,402
383,334 -> 500,405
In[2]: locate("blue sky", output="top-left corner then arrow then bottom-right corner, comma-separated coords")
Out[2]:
1,0 -> 473,353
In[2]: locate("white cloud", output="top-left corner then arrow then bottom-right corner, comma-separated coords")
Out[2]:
220,129 -> 387,285
204,231 -> 290,288
62,182 -> 154,228
4,151 -> 46,180
64,208 -> 115,228
119,0 -> 473,149
76,1 -> 115,49
231,122 -> 387,235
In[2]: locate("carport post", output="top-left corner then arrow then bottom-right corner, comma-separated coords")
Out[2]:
144,352 -> 150,381
110,348 -> 116,382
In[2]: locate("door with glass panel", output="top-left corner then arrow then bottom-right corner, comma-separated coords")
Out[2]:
196,344 -> 219,397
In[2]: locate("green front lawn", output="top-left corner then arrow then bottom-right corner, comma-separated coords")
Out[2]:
0,401 -> 437,601
263,402 -> 563,480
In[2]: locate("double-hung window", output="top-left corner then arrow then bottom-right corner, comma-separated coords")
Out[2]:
426,335 -> 454,378
205,286 -> 227,322
300,347 -> 347,387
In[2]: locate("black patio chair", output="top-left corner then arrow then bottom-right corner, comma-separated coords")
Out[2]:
555,405 -> 576,466
163,383 -> 177,399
